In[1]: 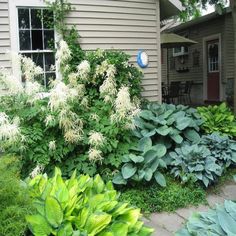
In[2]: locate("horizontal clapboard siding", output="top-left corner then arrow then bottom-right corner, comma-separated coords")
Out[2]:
0,0 -> 11,70
68,0 -> 160,101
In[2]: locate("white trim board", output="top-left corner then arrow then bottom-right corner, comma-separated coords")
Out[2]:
9,0 -> 48,80
202,33 -> 223,101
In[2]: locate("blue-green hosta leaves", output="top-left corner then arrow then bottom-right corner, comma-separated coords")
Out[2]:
176,200 -> 236,236
113,137 -> 167,186
134,103 -> 203,149
197,103 -> 236,137
27,167 -> 154,236
169,144 -> 223,187
200,132 -> 236,168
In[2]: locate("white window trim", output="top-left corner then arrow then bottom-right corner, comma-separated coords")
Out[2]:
9,0 -> 59,81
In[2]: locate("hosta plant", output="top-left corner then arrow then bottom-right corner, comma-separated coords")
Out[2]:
197,103 -> 236,136
176,200 -> 236,236
134,103 -> 202,150
26,167 -> 154,236
113,137 -> 167,186
200,132 -> 236,168
168,144 -> 223,187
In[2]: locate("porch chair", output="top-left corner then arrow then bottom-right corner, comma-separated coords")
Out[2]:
180,81 -> 193,105
167,81 -> 181,104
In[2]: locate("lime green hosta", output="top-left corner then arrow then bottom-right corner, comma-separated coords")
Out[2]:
197,103 -> 236,137
26,167 -> 154,236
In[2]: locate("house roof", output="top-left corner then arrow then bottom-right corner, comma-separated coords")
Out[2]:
160,0 -> 183,20
167,7 -> 231,32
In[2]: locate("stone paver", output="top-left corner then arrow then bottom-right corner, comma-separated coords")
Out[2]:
148,181 -> 236,235
175,205 -> 209,219
221,184 -> 236,199
150,212 -> 185,233
207,194 -> 225,208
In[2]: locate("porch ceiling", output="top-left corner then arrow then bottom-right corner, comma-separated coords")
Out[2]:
160,0 -> 183,20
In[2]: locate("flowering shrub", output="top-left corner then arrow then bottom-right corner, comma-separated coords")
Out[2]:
0,40 -> 142,178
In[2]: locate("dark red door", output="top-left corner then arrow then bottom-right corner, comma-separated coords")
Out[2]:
207,40 -> 220,101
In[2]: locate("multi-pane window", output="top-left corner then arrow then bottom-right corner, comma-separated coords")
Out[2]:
208,42 -> 219,72
18,8 -> 56,85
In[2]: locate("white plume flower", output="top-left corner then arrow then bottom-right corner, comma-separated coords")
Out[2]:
56,40 -> 71,67
49,140 -> 56,151
49,81 -> 78,111
77,60 -> 90,80
88,131 -> 105,147
0,112 -> 21,143
29,165 -> 44,178
88,148 -> 103,162
0,68 -> 23,95
21,56 -> 43,81
113,86 -> 140,123
25,80 -> 42,96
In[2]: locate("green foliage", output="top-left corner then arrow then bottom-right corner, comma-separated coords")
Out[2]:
27,167 -> 154,236
0,155 -> 33,236
86,49 -> 143,99
113,137 -> 167,186
134,103 -> 202,149
200,132 -> 236,168
176,200 -> 236,236
197,103 -> 236,137
168,144 -> 223,187
119,176 -> 206,213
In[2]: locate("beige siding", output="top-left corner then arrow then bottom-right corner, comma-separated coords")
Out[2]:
68,0 -> 160,101
224,14 -> 234,80
0,0 -> 11,69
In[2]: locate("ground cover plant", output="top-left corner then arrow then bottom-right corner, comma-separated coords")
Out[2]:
26,167 -> 154,236
119,176 -> 207,213
197,103 -> 236,137
176,200 -> 236,236
0,155 -> 33,236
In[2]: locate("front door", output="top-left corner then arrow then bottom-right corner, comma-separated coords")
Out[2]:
207,40 -> 220,101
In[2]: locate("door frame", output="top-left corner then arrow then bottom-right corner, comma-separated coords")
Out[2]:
202,33 -> 222,101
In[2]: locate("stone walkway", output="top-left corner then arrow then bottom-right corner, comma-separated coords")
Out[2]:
143,182 -> 236,236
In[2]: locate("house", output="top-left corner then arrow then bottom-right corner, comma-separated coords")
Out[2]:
0,0 -> 182,101
161,8 -> 234,105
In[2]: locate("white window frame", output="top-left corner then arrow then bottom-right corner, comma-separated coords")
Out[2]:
172,46 -> 189,57
9,0 -> 59,81
208,42 -> 219,73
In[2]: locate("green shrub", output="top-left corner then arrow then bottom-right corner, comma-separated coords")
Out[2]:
176,200 -> 236,236
134,103 -> 202,149
197,103 -> 236,136
113,137 -> 167,186
119,177 -> 206,213
0,155 -> 33,236
168,144 -> 223,187
26,167 -> 154,236
200,132 -> 236,168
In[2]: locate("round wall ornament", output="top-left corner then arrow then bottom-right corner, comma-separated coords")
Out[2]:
137,51 -> 149,68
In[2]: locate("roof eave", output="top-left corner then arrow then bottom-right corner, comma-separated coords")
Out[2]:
160,0 -> 183,20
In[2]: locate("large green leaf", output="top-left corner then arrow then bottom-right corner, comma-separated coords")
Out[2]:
26,215 -> 52,236
113,173 -> 127,185
153,144 -> 167,158
138,137 -> 152,152
184,129 -> 200,143
45,196 -> 63,228
154,171 -> 166,187
85,213 -> 112,235
176,117 -> 192,131
121,163 -> 137,179
129,154 -> 144,163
